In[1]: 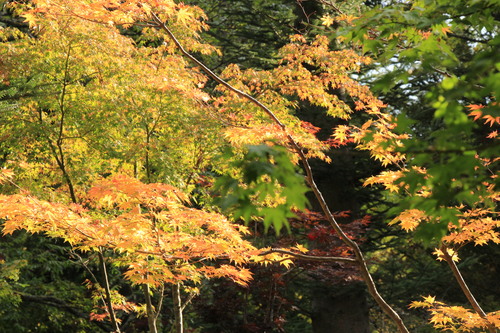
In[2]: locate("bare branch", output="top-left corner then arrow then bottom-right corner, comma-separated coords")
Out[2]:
18,293 -> 110,332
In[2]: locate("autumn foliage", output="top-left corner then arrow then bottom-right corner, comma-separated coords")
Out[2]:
0,174 -> 256,283
0,0 -> 499,332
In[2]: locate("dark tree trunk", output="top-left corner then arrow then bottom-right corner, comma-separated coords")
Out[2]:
311,282 -> 369,333
303,134 -> 372,332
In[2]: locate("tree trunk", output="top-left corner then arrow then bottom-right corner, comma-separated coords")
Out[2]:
311,282 -> 369,333
143,284 -> 158,333
172,283 -> 183,333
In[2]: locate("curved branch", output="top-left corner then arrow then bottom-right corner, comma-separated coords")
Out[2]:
150,14 -> 409,333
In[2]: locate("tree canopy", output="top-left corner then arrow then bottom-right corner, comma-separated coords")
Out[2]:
0,0 -> 498,332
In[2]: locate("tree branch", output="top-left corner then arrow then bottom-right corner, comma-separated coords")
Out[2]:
260,248 -> 358,263
448,32 -> 490,44
150,14 -> 409,333
98,248 -> 121,333
440,245 -> 496,333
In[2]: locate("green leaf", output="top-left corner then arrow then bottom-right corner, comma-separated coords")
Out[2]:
214,144 -> 309,234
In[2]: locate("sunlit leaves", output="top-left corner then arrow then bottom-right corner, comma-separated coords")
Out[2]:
214,34 -> 385,163
0,169 -> 14,185
390,209 -> 428,232
0,175 -> 257,287
410,296 -> 500,332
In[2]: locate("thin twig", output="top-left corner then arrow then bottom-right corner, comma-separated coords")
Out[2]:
98,248 -> 121,333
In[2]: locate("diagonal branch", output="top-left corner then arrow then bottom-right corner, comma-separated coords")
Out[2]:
440,245 -> 496,333
260,248 -> 358,263
150,13 -> 409,333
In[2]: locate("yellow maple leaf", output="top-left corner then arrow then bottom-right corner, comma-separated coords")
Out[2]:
390,209 -> 426,231
281,259 -> 294,269
293,244 -> 308,253
321,15 -> 335,27
423,295 -> 436,304
333,125 -> 350,143
441,26 -> 451,36
176,6 -> 194,26
433,248 -> 445,261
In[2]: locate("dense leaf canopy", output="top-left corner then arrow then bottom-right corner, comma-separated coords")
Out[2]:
0,0 -> 498,332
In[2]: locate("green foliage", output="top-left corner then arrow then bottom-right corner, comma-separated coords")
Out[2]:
215,144 -> 309,234
184,0 -> 297,69
333,0 -> 500,243
0,230 -> 98,332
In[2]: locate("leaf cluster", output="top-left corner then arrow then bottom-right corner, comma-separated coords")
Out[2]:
215,144 -> 309,235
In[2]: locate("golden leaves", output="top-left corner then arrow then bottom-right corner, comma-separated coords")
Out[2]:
443,208 -> 500,246
320,15 -> 335,27
364,170 -> 404,193
320,14 -> 358,27
215,35 -> 384,163
0,175 -> 258,287
0,169 -> 14,184
433,247 -> 459,262
410,296 -> 498,332
390,209 -> 428,232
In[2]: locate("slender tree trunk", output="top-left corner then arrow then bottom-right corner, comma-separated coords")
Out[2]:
172,283 -> 183,333
441,245 -> 496,333
98,249 -> 121,333
143,283 -> 158,333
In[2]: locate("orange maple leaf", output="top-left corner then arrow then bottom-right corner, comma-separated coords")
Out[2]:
468,110 -> 483,121
487,130 -> 498,139
467,104 -> 485,110
483,115 -> 500,127
441,26 -> 451,36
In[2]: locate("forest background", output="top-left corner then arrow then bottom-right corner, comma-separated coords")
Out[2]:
0,0 -> 498,332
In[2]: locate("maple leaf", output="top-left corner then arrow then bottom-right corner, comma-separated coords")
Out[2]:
433,248 -> 459,262
424,295 -> 436,304
336,14 -> 359,24
419,30 -> 432,40
487,130 -> 498,139
483,115 -> 500,127
176,5 -> 194,26
468,110 -> 483,121
292,243 -> 308,253
321,15 -> 335,27
440,26 -> 451,36
391,209 -> 427,231
333,125 -> 350,143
